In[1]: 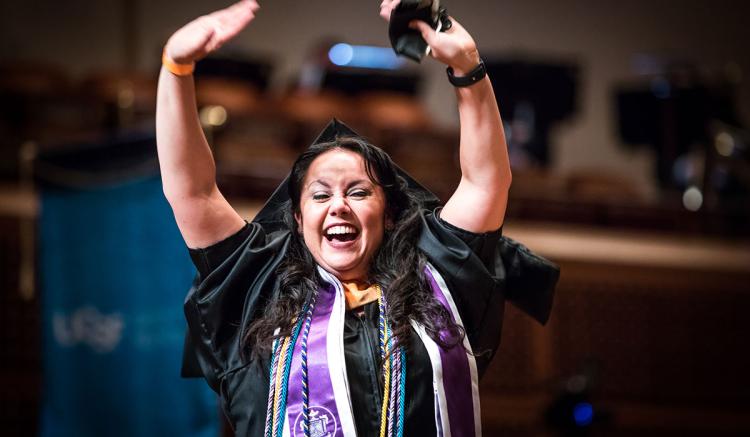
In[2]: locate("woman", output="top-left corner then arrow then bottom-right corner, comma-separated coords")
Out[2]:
156,1 -> 559,436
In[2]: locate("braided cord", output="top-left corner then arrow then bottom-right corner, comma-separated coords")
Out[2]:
379,287 -> 407,437
378,289 -> 386,357
378,293 -> 392,437
388,336 -> 398,437
397,348 -> 406,437
271,335 -> 292,435
378,339 -> 392,437
274,311 -> 307,437
264,337 -> 282,437
300,293 -> 318,437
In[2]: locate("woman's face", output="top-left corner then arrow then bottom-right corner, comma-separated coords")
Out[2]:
295,149 -> 387,281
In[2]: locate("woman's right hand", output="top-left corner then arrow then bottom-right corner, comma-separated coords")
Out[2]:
164,0 -> 260,64
157,1 -> 257,248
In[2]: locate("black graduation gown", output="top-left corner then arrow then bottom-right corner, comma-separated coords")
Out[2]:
181,208 -> 558,436
181,119 -> 559,436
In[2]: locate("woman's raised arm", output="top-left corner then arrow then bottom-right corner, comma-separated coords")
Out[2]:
411,18 -> 510,233
381,1 -> 511,233
156,0 -> 259,248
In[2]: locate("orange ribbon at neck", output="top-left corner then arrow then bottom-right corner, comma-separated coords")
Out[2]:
341,282 -> 381,310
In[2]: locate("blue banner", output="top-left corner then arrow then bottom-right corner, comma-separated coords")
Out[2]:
39,175 -> 219,437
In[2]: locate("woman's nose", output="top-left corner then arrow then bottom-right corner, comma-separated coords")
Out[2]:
329,195 -> 351,216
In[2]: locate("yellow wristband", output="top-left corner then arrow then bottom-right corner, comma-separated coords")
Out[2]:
162,49 -> 195,76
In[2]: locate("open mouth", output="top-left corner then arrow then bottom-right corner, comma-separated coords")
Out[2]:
325,224 -> 359,242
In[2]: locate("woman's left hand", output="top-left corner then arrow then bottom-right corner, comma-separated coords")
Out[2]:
379,0 -> 480,74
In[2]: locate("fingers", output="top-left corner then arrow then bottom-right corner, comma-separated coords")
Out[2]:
165,0 -> 260,64
379,0 -> 400,22
212,0 -> 258,30
409,19 -> 437,46
444,16 -> 465,34
208,0 -> 259,49
407,15 -> 478,68
227,0 -> 260,14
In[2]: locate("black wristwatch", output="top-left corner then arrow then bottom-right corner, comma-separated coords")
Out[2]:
446,59 -> 487,87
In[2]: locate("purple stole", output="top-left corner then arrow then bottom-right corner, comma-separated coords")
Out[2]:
280,265 -> 481,437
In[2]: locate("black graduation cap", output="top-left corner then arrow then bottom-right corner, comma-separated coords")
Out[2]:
252,119 -> 441,230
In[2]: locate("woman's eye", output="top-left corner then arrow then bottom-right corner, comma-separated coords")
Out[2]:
349,190 -> 368,198
312,193 -> 330,201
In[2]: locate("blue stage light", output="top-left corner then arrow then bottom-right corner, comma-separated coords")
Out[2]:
329,43 -> 354,66
329,43 -> 405,69
573,402 -> 594,426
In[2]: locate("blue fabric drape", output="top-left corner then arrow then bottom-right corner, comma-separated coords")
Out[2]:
39,175 -> 219,437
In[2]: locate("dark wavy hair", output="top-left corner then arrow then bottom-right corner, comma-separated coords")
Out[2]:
243,136 -> 464,358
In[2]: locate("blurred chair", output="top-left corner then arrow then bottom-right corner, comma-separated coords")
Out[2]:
355,91 -> 432,147
565,169 -> 642,203
0,62 -> 71,97
192,78 -> 297,199
195,77 -> 261,117
211,106 -> 297,199
357,91 -> 432,130
275,90 -> 359,150
390,129 -> 460,201
80,70 -> 158,131
277,90 -> 354,124
354,91 -> 460,199
0,63 -> 96,180
214,134 -> 298,199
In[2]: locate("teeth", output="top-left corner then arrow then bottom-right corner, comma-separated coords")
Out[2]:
326,225 -> 357,236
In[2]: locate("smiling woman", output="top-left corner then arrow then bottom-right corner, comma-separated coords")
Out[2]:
155,1 -> 559,436
295,148 -> 387,281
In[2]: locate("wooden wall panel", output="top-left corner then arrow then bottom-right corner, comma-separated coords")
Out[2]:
552,262 -> 750,406
0,215 -> 41,437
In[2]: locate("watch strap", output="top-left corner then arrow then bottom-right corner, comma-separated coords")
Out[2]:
446,59 -> 486,87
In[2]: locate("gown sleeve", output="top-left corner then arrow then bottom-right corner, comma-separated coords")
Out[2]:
417,208 -> 559,376
180,222 -> 291,392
